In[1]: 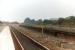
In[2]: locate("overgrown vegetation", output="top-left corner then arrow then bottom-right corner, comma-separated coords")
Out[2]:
23,16 -> 75,27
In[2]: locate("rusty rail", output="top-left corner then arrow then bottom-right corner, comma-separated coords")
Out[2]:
10,28 -> 24,50
10,26 -> 50,50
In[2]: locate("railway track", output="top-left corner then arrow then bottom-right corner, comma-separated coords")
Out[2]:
20,25 -> 75,36
10,25 -> 60,50
10,26 -> 48,50
2,24 -> 75,50
19,25 -> 75,50
10,27 -> 24,50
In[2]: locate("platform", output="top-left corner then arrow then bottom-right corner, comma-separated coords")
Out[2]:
0,26 -> 15,50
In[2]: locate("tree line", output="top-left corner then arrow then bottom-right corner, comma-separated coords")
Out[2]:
24,16 -> 75,27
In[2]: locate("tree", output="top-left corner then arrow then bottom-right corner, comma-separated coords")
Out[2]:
43,19 -> 50,25
36,19 -> 43,25
24,18 -> 31,25
57,18 -> 65,25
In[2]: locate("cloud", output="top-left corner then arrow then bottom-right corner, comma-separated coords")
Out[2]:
0,0 -> 75,22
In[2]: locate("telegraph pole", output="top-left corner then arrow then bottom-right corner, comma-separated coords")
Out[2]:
41,19 -> 44,38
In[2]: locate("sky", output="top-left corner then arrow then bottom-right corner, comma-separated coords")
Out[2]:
0,0 -> 75,22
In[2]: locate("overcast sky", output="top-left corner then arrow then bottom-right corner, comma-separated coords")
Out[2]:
0,0 -> 75,22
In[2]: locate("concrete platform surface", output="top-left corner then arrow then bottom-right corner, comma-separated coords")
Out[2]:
0,26 -> 15,50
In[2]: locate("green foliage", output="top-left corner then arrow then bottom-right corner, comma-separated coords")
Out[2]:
24,18 -> 31,25
43,19 -> 50,25
36,19 -> 43,25
24,16 -> 75,26
57,18 -> 65,25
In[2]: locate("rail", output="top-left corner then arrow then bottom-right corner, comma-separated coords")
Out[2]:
10,28 -> 24,50
10,26 -> 50,50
